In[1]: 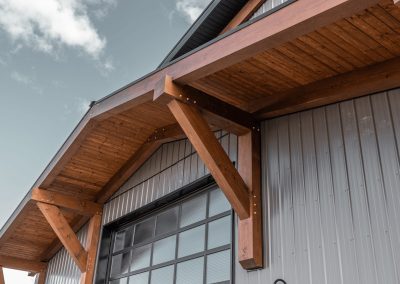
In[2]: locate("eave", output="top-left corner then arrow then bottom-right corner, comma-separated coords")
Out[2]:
1,0 -> 400,274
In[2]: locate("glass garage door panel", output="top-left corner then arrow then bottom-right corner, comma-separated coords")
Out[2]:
108,186 -> 232,284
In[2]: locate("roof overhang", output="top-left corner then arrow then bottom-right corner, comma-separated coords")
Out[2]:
1,0 -> 400,271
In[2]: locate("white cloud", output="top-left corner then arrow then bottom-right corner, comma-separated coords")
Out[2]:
175,0 -> 212,23
11,71 -> 32,84
0,0 -> 108,58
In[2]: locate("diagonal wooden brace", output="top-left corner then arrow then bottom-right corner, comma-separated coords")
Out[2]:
37,202 -> 88,272
168,99 -> 251,220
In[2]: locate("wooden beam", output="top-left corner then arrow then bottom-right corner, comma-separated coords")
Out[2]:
80,213 -> 102,284
154,75 -> 257,135
220,0 -> 266,34
0,266 -> 4,284
90,0 -> 380,119
95,141 -> 162,204
168,99 -> 250,219
146,123 -> 185,144
238,131 -> 263,269
0,256 -> 47,273
253,56 -> 400,119
37,202 -> 88,272
32,188 -> 102,216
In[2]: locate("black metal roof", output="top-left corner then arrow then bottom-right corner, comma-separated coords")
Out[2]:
159,0 -> 249,67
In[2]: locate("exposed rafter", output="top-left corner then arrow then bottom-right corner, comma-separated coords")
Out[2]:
0,255 -> 47,273
168,99 -> 251,220
37,203 -> 88,272
32,188 -> 102,216
154,75 -> 258,135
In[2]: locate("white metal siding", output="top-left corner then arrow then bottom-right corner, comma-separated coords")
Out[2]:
251,0 -> 290,19
45,131 -> 237,284
235,89 -> 400,284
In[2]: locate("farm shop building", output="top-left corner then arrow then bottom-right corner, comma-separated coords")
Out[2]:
1,0 -> 400,283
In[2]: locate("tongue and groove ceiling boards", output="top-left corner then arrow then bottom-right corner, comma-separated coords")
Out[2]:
1,0 -> 400,278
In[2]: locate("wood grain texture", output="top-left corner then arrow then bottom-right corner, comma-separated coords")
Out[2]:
32,188 -> 102,216
0,256 -> 47,273
37,203 -> 87,272
238,131 -> 263,269
80,214 -> 102,284
0,266 -> 4,284
154,75 -> 257,135
168,99 -> 250,219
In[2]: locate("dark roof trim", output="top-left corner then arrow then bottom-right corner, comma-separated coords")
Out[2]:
159,0 -> 249,67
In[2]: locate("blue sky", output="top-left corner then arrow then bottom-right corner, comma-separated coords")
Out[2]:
0,0 -> 211,282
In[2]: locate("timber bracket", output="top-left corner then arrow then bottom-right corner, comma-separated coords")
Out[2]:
33,188 -> 103,284
155,75 -> 264,270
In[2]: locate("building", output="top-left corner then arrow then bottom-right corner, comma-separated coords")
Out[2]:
1,0 -> 400,283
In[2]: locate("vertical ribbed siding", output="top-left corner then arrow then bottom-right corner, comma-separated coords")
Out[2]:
250,0 -> 290,19
236,89 -> 400,284
45,224 -> 89,284
103,131 -> 237,225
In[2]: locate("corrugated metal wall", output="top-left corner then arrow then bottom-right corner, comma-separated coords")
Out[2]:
251,0 -> 290,19
44,131 -> 237,284
102,130 -> 237,225
45,89 -> 400,284
236,89 -> 400,284
45,224 -> 88,284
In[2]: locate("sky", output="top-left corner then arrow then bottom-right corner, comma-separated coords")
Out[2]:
0,0 -> 211,282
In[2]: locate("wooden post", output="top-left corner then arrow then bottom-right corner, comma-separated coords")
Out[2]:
37,202 -> 88,272
238,131 -> 263,269
0,266 -> 4,284
80,213 -> 102,284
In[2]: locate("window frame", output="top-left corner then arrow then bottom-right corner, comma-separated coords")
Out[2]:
98,180 -> 235,284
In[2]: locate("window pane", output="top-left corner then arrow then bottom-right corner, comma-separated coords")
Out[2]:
130,244 -> 151,272
128,271 -> 149,284
152,235 -> 176,265
109,277 -> 128,284
156,207 -> 178,236
151,265 -> 174,284
209,189 -> 230,217
114,228 -> 134,252
207,250 -> 231,284
176,257 -> 204,284
178,225 -> 205,258
180,194 -> 207,227
110,252 -> 130,277
208,216 -> 231,249
134,218 -> 155,245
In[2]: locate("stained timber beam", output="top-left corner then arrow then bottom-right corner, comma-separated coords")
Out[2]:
146,123 -> 185,144
32,188 -> 102,216
253,56 -> 400,119
37,202 -> 88,272
154,75 -> 257,135
221,0 -> 266,34
238,131 -> 263,269
80,213 -> 102,284
0,266 -> 4,284
168,99 -> 250,220
37,269 -> 47,284
0,256 -> 47,273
